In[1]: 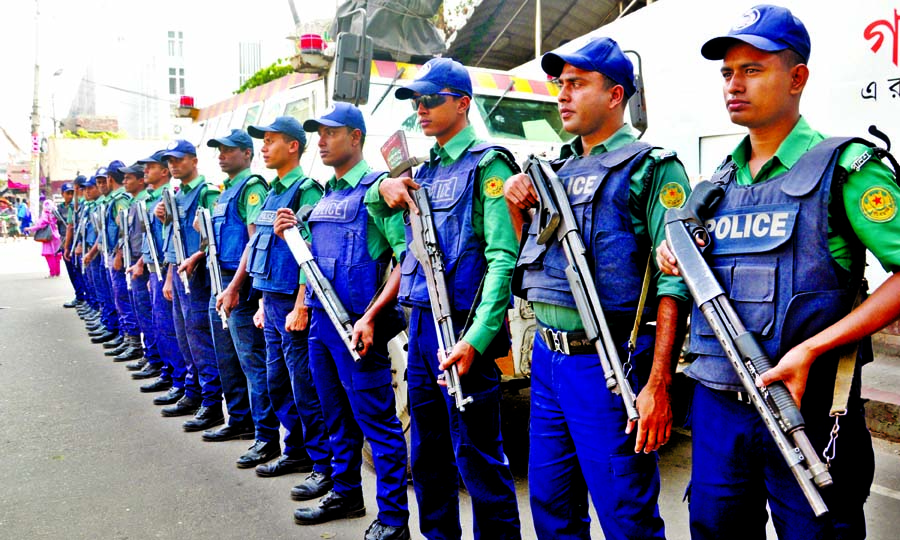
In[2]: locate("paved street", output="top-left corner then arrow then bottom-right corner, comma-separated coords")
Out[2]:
1,239 -> 899,540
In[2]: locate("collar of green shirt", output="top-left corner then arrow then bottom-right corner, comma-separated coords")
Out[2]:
326,159 -> 371,192
430,125 -> 478,166
728,116 -> 822,185
223,168 -> 252,191
133,188 -> 151,202
272,166 -> 305,194
180,175 -> 206,193
109,186 -> 126,198
560,124 -> 636,159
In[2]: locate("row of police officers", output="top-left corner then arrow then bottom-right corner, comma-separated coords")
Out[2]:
58,5 -> 900,540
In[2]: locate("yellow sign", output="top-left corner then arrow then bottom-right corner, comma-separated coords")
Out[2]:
484,177 -> 504,198
860,186 -> 896,223
659,182 -> 686,209
247,193 -> 261,206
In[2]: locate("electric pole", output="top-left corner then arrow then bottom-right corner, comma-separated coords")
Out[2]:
29,0 -> 41,218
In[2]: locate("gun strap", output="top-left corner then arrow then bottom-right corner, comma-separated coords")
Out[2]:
627,252 -> 653,352
458,273 -> 488,341
830,283 -> 866,417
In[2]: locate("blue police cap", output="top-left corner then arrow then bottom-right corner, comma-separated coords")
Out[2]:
395,58 -> 473,100
248,116 -> 307,146
207,129 -> 254,152
701,5 -> 811,63
107,160 -> 126,183
73,175 -> 87,187
541,37 -> 636,98
161,139 -> 198,160
61,182 -> 74,193
95,167 -> 109,179
83,175 -> 98,187
137,150 -> 169,166
119,163 -> 145,176
303,102 -> 367,135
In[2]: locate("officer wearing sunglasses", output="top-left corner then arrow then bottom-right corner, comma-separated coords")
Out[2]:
365,57 -> 523,539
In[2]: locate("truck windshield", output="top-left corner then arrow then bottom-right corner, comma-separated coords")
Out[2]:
474,96 -> 565,143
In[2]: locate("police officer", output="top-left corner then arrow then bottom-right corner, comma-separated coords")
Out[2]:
370,58 -> 521,539
656,5 -> 900,539
273,104 -> 410,538
156,140 -> 225,432
100,160 -> 143,361
201,130 -> 281,463
504,37 -> 691,540
220,116 -> 330,479
70,176 -> 98,319
132,151 -> 189,404
60,181 -> 84,309
85,168 -> 120,345
76,176 -> 103,326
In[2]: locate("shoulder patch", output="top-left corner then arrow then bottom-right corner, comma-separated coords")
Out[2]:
484,177 -> 505,198
659,182 -> 686,209
860,186 -> 897,223
247,192 -> 261,206
651,149 -> 677,161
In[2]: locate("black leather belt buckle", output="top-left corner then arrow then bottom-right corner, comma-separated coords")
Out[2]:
538,326 -> 593,355
735,391 -> 752,404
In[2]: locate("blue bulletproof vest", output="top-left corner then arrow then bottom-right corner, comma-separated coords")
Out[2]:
142,194 -> 166,266
84,205 -> 97,246
686,137 -> 868,391
175,181 -> 207,255
213,174 -> 265,271
398,143 -> 516,311
513,142 -> 657,332
306,171 -> 389,315
248,178 -> 320,295
126,198 -> 145,256
105,191 -> 131,256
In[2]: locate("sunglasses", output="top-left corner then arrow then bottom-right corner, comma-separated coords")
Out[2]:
410,92 -> 464,110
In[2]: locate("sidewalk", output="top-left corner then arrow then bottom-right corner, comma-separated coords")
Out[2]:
866,335 -> 900,441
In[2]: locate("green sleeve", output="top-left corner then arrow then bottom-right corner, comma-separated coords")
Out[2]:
240,181 -> 269,225
201,186 -> 220,211
375,211 -> 408,260
463,150 -> 519,354
637,150 -> 692,302
838,144 -> 900,273
364,176 -> 403,219
115,196 -> 130,214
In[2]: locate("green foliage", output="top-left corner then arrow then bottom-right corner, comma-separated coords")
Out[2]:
60,129 -> 125,146
234,58 -> 294,95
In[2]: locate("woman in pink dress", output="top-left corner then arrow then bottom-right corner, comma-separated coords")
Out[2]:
26,200 -> 63,277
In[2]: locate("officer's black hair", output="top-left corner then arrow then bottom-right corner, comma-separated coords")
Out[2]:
447,87 -> 471,119
279,133 -> 306,157
779,49 -> 806,68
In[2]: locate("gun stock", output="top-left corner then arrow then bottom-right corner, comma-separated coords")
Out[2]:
163,187 -> 190,294
198,208 -> 227,329
136,203 -> 163,281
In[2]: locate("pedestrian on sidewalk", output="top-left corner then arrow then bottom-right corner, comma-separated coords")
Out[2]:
26,199 -> 63,277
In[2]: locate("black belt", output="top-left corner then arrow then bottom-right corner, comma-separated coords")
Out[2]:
713,387 -> 753,405
537,324 -> 594,355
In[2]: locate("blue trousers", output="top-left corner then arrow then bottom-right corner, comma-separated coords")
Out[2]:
207,272 -> 251,427
407,307 -> 520,540
689,381 -> 874,540
129,272 -> 160,367
529,328 -> 664,540
221,273 -> 279,442
308,308 -> 408,527
172,265 -> 222,407
92,259 -> 119,333
79,257 -> 99,310
262,291 -> 329,469
148,269 -> 186,387
108,266 -> 140,336
170,264 -> 202,401
64,255 -> 85,301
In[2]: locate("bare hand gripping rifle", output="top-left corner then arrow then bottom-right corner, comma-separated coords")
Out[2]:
524,155 -> 640,423
118,209 -> 133,290
381,130 -> 472,412
197,208 -> 227,329
664,180 -> 833,517
281,206 -> 361,361
135,202 -> 163,281
162,186 -> 190,294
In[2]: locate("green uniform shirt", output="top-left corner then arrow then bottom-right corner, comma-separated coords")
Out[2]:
533,125 -> 692,332
729,116 -> 900,273
132,189 -> 151,205
222,168 -> 269,225
365,125 -> 519,354
108,186 -> 132,215
180,175 -> 221,210
271,165 -> 323,286
323,160 -> 407,260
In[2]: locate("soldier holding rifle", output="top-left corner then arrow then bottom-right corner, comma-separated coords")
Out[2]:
503,37 -> 691,540
656,5 -> 900,539
366,58 -> 521,540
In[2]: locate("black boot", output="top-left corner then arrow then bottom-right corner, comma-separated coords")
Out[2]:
182,404 -> 225,432
102,335 -> 125,349
104,340 -> 129,356
113,336 -> 143,362
140,377 -> 172,393
293,490 -> 365,525
364,520 -> 411,540
131,363 -> 162,379
90,330 -> 118,344
125,357 -> 148,371
63,299 -> 79,308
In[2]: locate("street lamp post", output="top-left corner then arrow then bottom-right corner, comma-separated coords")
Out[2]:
29,0 -> 41,219
52,68 -> 63,136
